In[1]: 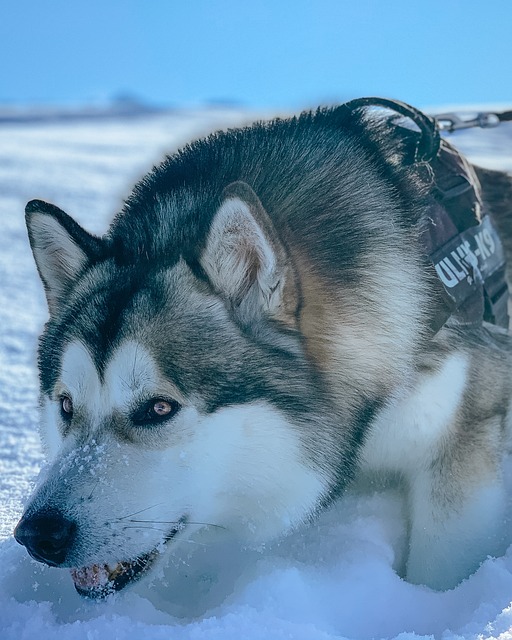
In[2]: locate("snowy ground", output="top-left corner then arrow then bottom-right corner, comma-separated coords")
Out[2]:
1,106 -> 512,640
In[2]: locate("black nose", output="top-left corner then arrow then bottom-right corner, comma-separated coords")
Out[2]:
14,509 -> 77,566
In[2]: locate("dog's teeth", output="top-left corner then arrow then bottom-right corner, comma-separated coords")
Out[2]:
106,562 -> 129,580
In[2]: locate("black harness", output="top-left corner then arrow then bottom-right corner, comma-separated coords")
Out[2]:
343,97 -> 510,334
426,140 -> 508,332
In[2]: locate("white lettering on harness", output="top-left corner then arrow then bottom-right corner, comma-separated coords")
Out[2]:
434,229 -> 494,289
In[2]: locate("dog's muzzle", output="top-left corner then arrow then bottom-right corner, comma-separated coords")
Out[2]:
14,510 -> 186,599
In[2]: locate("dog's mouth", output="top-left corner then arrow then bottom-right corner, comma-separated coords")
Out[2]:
70,520 -> 185,599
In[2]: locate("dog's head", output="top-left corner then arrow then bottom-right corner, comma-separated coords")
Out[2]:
15,182 -> 351,598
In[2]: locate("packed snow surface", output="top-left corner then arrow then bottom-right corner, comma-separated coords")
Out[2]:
1,107 -> 512,640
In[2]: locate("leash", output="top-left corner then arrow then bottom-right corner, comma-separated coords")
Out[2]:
341,97 -> 511,333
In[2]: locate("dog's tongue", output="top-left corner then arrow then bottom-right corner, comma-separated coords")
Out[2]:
70,561 -> 142,598
70,564 -> 111,590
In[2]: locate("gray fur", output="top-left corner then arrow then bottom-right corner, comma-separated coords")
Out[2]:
15,106 -> 512,595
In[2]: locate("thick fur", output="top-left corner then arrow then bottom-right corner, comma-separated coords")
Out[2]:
16,106 -> 512,593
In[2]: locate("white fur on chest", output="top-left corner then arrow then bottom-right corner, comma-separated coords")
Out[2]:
360,352 -> 469,474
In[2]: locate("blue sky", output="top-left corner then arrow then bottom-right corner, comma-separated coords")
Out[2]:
1,0 -> 511,110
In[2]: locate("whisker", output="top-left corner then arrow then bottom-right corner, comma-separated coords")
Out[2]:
89,480 -> 100,500
121,526 -> 210,547
125,519 -> 226,530
121,525 -> 170,533
117,503 -> 166,520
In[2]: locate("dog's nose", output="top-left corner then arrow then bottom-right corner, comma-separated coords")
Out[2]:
14,509 -> 77,566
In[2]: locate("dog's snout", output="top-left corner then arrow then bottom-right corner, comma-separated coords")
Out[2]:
14,510 -> 77,566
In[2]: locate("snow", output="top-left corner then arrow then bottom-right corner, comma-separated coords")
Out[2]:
1,106 -> 512,640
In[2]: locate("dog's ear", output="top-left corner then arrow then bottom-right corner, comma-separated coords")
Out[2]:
201,181 -> 298,326
25,200 -> 102,316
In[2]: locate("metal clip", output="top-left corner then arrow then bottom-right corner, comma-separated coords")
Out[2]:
435,112 -> 501,132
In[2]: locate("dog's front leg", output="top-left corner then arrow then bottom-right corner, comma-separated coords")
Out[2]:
405,420 -> 508,591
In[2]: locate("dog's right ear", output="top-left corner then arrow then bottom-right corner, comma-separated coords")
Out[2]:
25,200 -> 103,316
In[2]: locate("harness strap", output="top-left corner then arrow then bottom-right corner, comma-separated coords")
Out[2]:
341,97 -> 510,334
425,141 -> 509,331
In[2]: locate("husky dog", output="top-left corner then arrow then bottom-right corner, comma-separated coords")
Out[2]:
14,105 -> 512,596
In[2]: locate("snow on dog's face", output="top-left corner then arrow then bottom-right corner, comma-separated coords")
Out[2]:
15,189 -> 348,598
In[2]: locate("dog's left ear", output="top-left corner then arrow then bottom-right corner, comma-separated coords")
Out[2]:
201,181 -> 298,326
